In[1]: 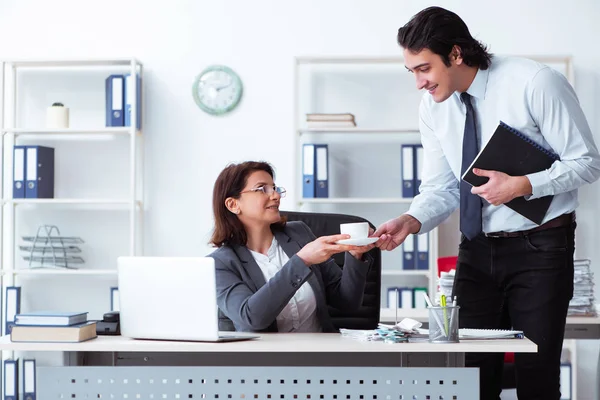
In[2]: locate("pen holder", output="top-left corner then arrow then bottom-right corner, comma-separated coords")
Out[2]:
428,305 -> 459,343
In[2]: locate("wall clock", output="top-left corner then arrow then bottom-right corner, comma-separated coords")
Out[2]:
192,65 -> 243,115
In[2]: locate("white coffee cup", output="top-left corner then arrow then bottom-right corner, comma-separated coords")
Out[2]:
340,222 -> 369,239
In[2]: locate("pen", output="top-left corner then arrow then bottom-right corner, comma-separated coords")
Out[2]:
441,294 -> 449,337
395,288 -> 399,325
449,296 -> 458,339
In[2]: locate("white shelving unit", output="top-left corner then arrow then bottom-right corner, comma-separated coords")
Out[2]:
0,58 -> 143,359
292,56 -> 439,311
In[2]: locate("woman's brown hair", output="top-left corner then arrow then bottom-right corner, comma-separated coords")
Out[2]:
210,161 -> 286,248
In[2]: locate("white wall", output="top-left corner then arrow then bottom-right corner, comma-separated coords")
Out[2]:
0,0 -> 599,397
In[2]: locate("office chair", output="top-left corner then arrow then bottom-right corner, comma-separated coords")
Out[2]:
281,210 -> 382,330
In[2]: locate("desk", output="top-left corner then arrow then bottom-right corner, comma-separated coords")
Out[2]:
0,334 -> 536,399
380,311 -> 600,339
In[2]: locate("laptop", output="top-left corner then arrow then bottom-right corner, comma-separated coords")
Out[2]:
117,256 -> 259,342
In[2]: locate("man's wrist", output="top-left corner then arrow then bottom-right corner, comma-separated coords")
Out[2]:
515,176 -> 533,197
401,214 -> 422,234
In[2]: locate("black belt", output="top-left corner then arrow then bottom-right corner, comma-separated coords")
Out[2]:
484,212 -> 575,238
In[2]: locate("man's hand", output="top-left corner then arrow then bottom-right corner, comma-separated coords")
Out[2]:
373,214 -> 422,251
470,168 -> 532,206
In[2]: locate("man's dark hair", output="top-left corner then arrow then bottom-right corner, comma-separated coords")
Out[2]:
397,6 -> 492,70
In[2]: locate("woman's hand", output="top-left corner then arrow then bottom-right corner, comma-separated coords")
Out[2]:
349,227 -> 376,260
296,234 -> 362,266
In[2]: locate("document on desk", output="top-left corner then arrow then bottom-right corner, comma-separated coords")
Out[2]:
459,329 -> 524,339
412,327 -> 524,339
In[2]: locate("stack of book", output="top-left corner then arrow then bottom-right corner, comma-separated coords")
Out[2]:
569,259 -> 596,316
10,311 -> 97,343
306,113 -> 356,128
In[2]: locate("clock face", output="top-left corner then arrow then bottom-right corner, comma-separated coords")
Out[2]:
192,65 -> 243,115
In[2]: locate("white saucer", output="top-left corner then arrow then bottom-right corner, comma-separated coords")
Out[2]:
336,237 -> 379,246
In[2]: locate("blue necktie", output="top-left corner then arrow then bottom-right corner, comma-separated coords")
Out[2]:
460,92 -> 482,240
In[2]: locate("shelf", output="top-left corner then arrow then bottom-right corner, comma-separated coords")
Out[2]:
379,308 -> 428,322
4,58 -> 142,68
298,128 -> 419,134
299,197 -> 412,204
382,270 -> 430,277
296,56 -> 404,65
565,315 -> 600,324
2,127 -> 139,140
2,199 -> 142,209
7,269 -> 117,276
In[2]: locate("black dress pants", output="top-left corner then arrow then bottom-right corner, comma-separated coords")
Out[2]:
453,222 -> 575,400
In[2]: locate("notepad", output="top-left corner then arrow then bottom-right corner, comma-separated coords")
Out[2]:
461,121 -> 560,225
459,328 -> 524,339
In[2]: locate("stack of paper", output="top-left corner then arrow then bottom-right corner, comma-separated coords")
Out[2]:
339,329 -> 379,342
569,259 -> 596,316
438,270 -> 455,299
340,326 -> 409,343
339,320 -> 422,343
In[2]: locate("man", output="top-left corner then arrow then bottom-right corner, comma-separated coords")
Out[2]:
374,6 -> 600,400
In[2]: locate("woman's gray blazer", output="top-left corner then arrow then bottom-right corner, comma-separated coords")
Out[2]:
208,221 -> 373,333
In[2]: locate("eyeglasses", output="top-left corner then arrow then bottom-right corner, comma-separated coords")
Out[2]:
240,185 -> 287,198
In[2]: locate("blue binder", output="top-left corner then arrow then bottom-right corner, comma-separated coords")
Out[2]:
13,146 -> 26,198
415,144 -> 423,195
402,234 -> 416,270
124,73 -> 142,129
401,144 -> 415,197
416,232 -> 429,270
105,74 -> 125,127
5,286 -> 21,335
25,146 -> 54,199
110,287 -> 120,311
302,144 -> 316,198
315,144 -> 329,198
3,359 -> 18,400
23,359 -> 36,400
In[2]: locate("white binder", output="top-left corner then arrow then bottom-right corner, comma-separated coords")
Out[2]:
111,287 -> 120,312
24,359 -> 36,400
5,286 -> 21,334
401,145 -> 415,197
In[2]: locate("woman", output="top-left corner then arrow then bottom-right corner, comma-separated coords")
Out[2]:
208,161 -> 375,333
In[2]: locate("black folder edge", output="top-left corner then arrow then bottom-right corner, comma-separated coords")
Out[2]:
460,120 -> 560,184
